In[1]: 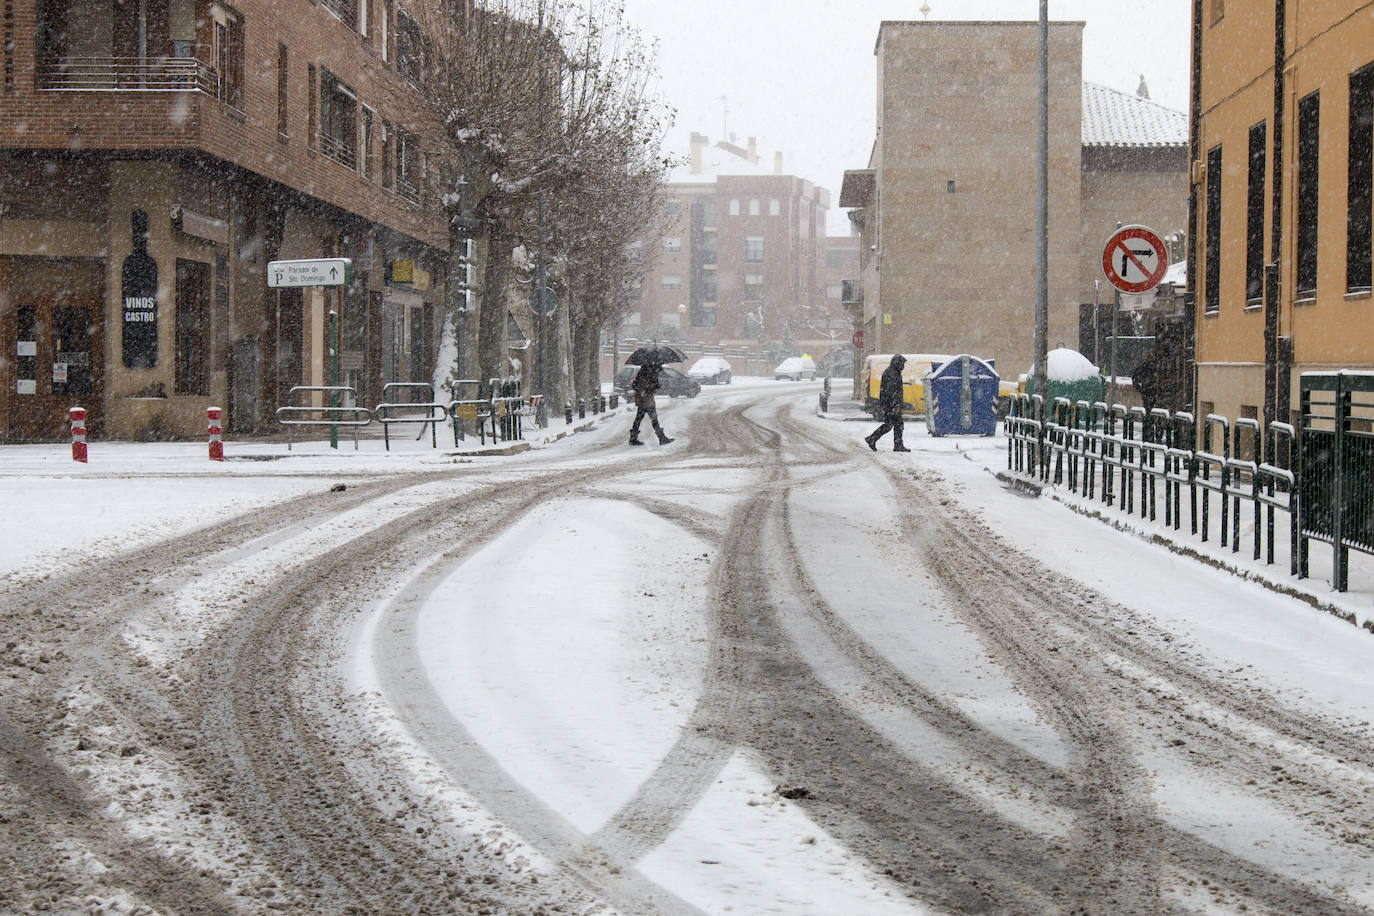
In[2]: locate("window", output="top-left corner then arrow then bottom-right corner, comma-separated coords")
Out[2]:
769,198 -> 780,216
826,249 -> 848,269
1297,91 -> 1320,296
698,197 -> 717,226
309,64 -> 318,151
381,0 -> 392,61
1205,144 -> 1222,312
175,260 -> 209,396
744,274 -> 763,300
1246,122 -> 1266,302
664,200 -> 681,215
381,120 -> 393,187
626,278 -> 642,300
700,273 -> 717,302
729,199 -> 740,216
321,0 -> 358,28
397,7 -> 423,85
396,129 -> 420,201
661,274 -> 681,290
1348,63 -> 1374,292
277,43 -> 289,140
827,285 -> 842,300
360,106 -> 375,179
748,199 -> 760,216
662,236 -> 681,252
211,4 -> 244,110
745,237 -> 764,263
319,68 -> 358,168
700,231 -> 717,264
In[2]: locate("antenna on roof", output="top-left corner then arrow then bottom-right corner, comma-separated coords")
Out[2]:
718,95 -> 728,141
920,1 -> 931,18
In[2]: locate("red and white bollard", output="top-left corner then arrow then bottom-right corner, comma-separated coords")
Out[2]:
69,407 -> 87,463
207,406 -> 224,462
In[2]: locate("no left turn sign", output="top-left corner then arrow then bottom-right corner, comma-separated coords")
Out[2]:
1101,225 -> 1168,294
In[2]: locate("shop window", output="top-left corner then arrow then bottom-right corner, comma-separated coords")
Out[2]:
175,260 -> 210,396
319,68 -> 358,168
1296,91 -> 1320,296
1246,121 -> 1266,303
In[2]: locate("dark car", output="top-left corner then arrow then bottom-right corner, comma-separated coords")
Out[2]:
613,365 -> 701,398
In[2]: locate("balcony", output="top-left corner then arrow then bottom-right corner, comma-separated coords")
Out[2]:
36,56 -> 218,94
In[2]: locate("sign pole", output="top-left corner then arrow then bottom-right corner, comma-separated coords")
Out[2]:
1109,285 -> 1120,407
329,304 -> 339,449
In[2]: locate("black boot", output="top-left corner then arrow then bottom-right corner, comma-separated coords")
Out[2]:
894,443 -> 910,452
864,434 -> 878,451
629,437 -> 644,445
658,434 -> 675,444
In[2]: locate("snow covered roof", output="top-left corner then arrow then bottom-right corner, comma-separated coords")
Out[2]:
1081,82 -> 1187,149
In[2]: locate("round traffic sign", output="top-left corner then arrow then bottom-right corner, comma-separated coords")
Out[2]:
1101,225 -> 1168,294
530,285 -> 557,317
852,329 -> 865,349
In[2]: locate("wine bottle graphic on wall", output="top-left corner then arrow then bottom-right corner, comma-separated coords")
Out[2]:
121,210 -> 159,369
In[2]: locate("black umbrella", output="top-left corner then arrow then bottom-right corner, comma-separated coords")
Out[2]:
625,343 -> 686,367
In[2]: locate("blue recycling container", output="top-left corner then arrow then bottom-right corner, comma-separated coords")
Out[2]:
923,354 -> 1000,437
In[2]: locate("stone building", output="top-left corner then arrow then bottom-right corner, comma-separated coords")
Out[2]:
0,0 -> 456,441
841,20 -> 1188,386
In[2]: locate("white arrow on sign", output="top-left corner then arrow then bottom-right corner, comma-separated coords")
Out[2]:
267,258 -> 353,288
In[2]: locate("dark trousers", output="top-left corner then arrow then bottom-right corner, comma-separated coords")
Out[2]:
870,411 -> 904,448
630,391 -> 664,440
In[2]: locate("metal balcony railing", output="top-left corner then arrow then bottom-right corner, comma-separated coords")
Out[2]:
319,132 -> 358,170
396,177 -> 420,203
36,56 -> 218,94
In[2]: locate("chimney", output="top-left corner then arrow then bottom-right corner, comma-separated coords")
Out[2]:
747,136 -> 758,163
774,151 -> 784,174
690,132 -> 708,174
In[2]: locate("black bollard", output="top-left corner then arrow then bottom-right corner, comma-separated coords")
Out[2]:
578,397 -> 586,419
565,400 -> 574,424
610,393 -> 619,409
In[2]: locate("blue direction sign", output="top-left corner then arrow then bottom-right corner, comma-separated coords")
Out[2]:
268,258 -> 353,288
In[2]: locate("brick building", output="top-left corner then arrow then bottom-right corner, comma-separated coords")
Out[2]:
841,21 -> 1188,386
630,132 -> 847,358
0,0 -> 456,441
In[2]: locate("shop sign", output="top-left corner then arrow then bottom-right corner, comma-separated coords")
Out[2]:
122,210 -> 159,369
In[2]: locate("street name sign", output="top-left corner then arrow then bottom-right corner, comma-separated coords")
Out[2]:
1101,225 -> 1167,294
268,258 -> 353,288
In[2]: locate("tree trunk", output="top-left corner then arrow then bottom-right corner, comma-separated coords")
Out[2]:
479,229 -> 511,397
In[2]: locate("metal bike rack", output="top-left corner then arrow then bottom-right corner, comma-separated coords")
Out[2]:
276,386 -> 372,450
374,382 -> 448,450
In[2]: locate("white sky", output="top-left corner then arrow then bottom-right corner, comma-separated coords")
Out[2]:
619,0 -> 1193,236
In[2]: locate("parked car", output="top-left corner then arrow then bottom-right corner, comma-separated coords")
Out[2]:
613,365 -> 702,398
688,356 -> 733,385
773,356 -> 817,381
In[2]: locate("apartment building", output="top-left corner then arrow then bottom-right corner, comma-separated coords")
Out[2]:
0,0 -> 457,441
1190,0 -> 1374,426
841,20 -> 1188,387
631,132 -> 840,353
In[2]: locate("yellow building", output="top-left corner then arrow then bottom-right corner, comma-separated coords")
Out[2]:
1191,1 -> 1374,426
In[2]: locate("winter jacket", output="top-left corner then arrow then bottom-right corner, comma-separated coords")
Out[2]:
878,355 -> 906,418
632,364 -> 661,394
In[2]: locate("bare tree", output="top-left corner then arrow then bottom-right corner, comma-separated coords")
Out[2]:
406,0 -> 672,404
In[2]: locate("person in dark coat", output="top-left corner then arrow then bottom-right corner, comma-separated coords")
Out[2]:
628,364 -> 675,446
865,354 -> 910,452
1131,349 -> 1161,416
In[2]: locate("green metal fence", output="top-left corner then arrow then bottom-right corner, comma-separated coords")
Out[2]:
1298,372 -> 1374,591
1005,394 -> 1297,572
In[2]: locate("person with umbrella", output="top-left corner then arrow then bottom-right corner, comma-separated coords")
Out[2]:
626,343 -> 683,446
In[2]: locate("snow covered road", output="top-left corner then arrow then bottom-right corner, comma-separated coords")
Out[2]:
3,380 -> 1374,914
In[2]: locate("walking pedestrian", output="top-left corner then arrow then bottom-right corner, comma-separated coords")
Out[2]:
864,354 -> 910,452
628,364 -> 675,446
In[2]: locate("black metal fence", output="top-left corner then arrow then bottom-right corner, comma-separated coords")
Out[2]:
1298,372 -> 1374,591
1006,394 -> 1298,573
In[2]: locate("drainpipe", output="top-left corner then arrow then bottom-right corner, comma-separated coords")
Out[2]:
1186,0 -> 1203,416
1266,0 -> 1288,439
